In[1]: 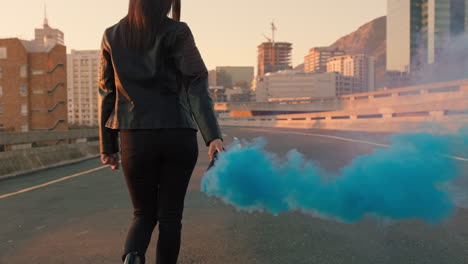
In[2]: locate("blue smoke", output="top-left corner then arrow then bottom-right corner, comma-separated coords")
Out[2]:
202,128 -> 467,224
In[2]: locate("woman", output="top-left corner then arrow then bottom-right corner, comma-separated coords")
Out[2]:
98,0 -> 224,263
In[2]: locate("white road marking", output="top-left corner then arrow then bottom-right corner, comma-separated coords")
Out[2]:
244,128 -> 388,147
243,128 -> 468,162
444,155 -> 468,162
0,165 -> 110,200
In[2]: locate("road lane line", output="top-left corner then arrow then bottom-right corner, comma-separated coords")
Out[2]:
243,128 -> 468,162
0,165 -> 110,199
244,128 -> 389,147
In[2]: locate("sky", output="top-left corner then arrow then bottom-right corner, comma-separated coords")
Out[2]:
1,0 -> 386,70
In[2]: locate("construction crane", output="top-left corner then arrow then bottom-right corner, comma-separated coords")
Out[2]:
270,21 -> 277,72
262,21 -> 278,73
262,21 -> 277,43
271,21 -> 277,45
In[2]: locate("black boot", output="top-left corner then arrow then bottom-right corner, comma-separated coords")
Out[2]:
123,251 -> 143,264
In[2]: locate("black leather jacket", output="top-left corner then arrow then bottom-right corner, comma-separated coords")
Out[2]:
98,17 -> 222,154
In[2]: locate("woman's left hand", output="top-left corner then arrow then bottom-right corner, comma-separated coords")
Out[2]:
101,153 -> 120,171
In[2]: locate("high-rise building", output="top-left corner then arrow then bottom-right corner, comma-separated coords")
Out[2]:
387,0 -> 467,72
327,54 -> 376,92
67,50 -> 100,127
34,6 -> 64,47
304,47 -> 345,73
387,0 -> 427,73
257,42 -> 293,76
0,38 -> 68,132
425,0 -> 468,64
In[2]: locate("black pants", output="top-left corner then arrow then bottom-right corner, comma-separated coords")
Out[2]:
120,129 -> 198,264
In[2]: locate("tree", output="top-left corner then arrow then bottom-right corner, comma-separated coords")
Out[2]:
234,80 -> 250,90
216,70 -> 233,88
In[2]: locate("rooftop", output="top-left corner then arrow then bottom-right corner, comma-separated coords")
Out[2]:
20,40 -> 56,53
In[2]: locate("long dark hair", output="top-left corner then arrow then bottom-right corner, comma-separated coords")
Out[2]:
124,0 -> 181,52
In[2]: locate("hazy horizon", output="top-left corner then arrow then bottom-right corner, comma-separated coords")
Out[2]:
2,0 -> 386,70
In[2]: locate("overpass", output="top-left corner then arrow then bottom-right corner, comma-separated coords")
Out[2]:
215,79 -> 468,117
217,79 -> 468,133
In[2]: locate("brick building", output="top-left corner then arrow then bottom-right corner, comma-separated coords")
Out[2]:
0,38 -> 68,132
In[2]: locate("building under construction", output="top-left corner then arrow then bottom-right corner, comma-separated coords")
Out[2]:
257,42 -> 293,76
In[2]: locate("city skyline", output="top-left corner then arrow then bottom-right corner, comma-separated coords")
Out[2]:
1,0 -> 386,70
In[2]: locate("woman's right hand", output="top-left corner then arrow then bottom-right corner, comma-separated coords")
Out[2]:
208,139 -> 224,160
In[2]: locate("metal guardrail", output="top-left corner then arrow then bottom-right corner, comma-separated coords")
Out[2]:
47,63 -> 64,74
48,82 -> 65,94
32,120 -> 67,132
31,101 -> 65,113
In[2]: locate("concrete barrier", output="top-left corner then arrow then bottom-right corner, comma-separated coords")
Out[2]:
219,115 -> 468,133
0,141 -> 100,180
0,129 -> 98,145
0,129 -> 100,179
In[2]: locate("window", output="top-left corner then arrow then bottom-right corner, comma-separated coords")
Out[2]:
0,47 -> 6,59
20,84 -> 28,97
21,124 -> 28,132
0,65 -> 3,79
20,104 -> 28,116
0,104 -> 2,115
20,65 -> 27,78
0,85 -> 2,97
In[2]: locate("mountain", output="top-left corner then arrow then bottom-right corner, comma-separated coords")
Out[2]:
296,16 -> 387,88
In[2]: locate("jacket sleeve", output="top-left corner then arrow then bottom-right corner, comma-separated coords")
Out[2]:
172,23 -> 223,146
98,32 -> 119,154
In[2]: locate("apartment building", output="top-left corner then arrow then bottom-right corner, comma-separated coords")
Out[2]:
67,50 -> 100,127
327,54 -> 376,92
304,47 -> 345,73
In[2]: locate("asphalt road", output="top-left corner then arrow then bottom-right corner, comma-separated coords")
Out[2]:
1,127 -> 467,264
